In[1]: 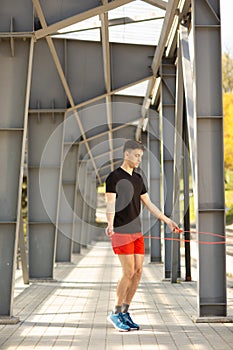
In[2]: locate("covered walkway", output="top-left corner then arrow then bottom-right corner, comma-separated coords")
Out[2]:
1,236 -> 233,350
0,0 -> 228,333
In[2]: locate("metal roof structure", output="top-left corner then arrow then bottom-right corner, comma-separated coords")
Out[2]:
0,0 -> 227,324
29,0 -> 191,185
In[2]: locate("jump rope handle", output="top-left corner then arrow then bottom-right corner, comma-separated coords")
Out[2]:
176,228 -> 183,233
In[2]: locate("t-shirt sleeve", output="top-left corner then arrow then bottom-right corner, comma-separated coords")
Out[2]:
141,177 -> 147,195
105,173 -> 117,193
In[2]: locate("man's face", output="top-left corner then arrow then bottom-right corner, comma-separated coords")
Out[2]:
125,148 -> 143,168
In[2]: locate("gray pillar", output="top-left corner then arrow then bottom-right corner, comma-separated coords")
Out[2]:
148,114 -> 162,262
141,132 -> 150,253
72,186 -> 82,254
87,171 -> 97,244
192,0 -> 226,317
160,58 -> 176,278
171,43 -> 183,283
72,154 -> 83,253
183,108 -> 192,282
85,170 -> 93,245
56,144 -> 78,262
80,160 -> 88,247
28,112 -> 64,279
0,37 -> 33,319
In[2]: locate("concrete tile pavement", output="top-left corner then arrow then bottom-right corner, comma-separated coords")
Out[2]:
0,240 -> 233,349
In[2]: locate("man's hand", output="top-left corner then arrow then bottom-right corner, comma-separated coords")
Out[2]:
105,225 -> 115,237
167,219 -> 181,234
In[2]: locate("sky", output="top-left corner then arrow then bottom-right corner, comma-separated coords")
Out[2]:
59,0 -> 233,54
220,0 -> 233,54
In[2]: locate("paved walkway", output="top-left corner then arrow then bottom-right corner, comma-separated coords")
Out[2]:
1,241 -> 233,350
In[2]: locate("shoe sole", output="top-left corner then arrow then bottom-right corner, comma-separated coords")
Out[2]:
107,316 -> 130,332
129,326 -> 140,330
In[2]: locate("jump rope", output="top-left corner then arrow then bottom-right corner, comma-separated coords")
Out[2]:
143,228 -> 232,245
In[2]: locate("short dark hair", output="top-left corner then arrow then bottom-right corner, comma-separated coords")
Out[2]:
123,140 -> 144,153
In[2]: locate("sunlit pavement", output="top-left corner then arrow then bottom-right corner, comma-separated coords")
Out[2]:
1,238 -> 233,350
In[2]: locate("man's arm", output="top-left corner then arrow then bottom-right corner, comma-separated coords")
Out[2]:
105,192 -> 116,236
140,192 -> 180,233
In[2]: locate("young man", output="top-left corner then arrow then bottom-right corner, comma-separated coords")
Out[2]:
105,139 -> 180,332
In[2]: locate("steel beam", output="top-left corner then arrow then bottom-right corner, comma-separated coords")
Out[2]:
67,75 -> 152,113
34,0 -> 134,40
55,104 -> 80,261
56,144 -> 78,262
139,0 -> 180,128
80,161 -> 89,247
28,113 -> 64,279
0,0 -> 33,32
32,0 -> 101,183
85,170 -> 95,244
141,132 -> 150,254
72,149 -> 83,254
183,104 -> 192,281
148,113 -> 162,262
142,0 -> 167,11
100,2 -> 114,171
171,41 -> 183,283
0,37 -> 32,320
191,0 -> 226,318
160,58 -> 176,279
86,171 -> 96,244
165,0 -> 191,58
180,26 -> 196,186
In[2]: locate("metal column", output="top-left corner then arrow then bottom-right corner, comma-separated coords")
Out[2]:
79,159 -> 88,247
141,132 -> 150,253
28,112 -> 64,279
72,159 -> 83,254
192,0 -> 226,317
56,143 -> 78,262
85,170 -> 93,245
148,114 -> 162,262
55,110 -> 80,262
86,170 -> 97,244
160,58 -> 176,278
171,42 -> 183,282
0,37 -> 33,320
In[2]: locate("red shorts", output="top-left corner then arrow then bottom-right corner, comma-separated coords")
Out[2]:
111,232 -> 144,255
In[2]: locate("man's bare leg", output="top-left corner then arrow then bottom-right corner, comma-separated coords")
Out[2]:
115,254 -> 144,309
124,254 -> 144,305
115,254 -> 135,308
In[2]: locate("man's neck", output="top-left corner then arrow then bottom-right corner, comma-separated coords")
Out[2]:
120,161 -> 134,175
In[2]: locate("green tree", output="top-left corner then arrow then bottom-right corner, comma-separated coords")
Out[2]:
224,93 -> 233,169
222,52 -> 233,93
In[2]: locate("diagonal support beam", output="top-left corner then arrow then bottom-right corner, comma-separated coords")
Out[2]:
32,0 -> 101,184
100,2 -> 114,171
179,25 -> 196,188
142,0 -> 167,11
165,0 -> 191,58
137,0 -> 180,135
67,75 -> 153,113
34,0 -> 134,40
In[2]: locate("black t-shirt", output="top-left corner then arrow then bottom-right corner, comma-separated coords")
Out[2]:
105,167 -> 147,233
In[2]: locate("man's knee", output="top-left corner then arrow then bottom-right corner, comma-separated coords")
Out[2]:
135,267 -> 143,278
123,268 -> 135,280
124,267 -> 142,280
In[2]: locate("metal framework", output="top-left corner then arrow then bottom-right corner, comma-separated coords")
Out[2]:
0,0 -> 226,322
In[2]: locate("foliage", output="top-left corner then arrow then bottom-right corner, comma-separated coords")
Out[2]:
223,93 -> 233,169
226,204 -> 233,225
22,176 -> 27,220
222,52 -> 233,93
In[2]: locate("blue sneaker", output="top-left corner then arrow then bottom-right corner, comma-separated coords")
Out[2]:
121,312 -> 139,330
107,312 -> 130,332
